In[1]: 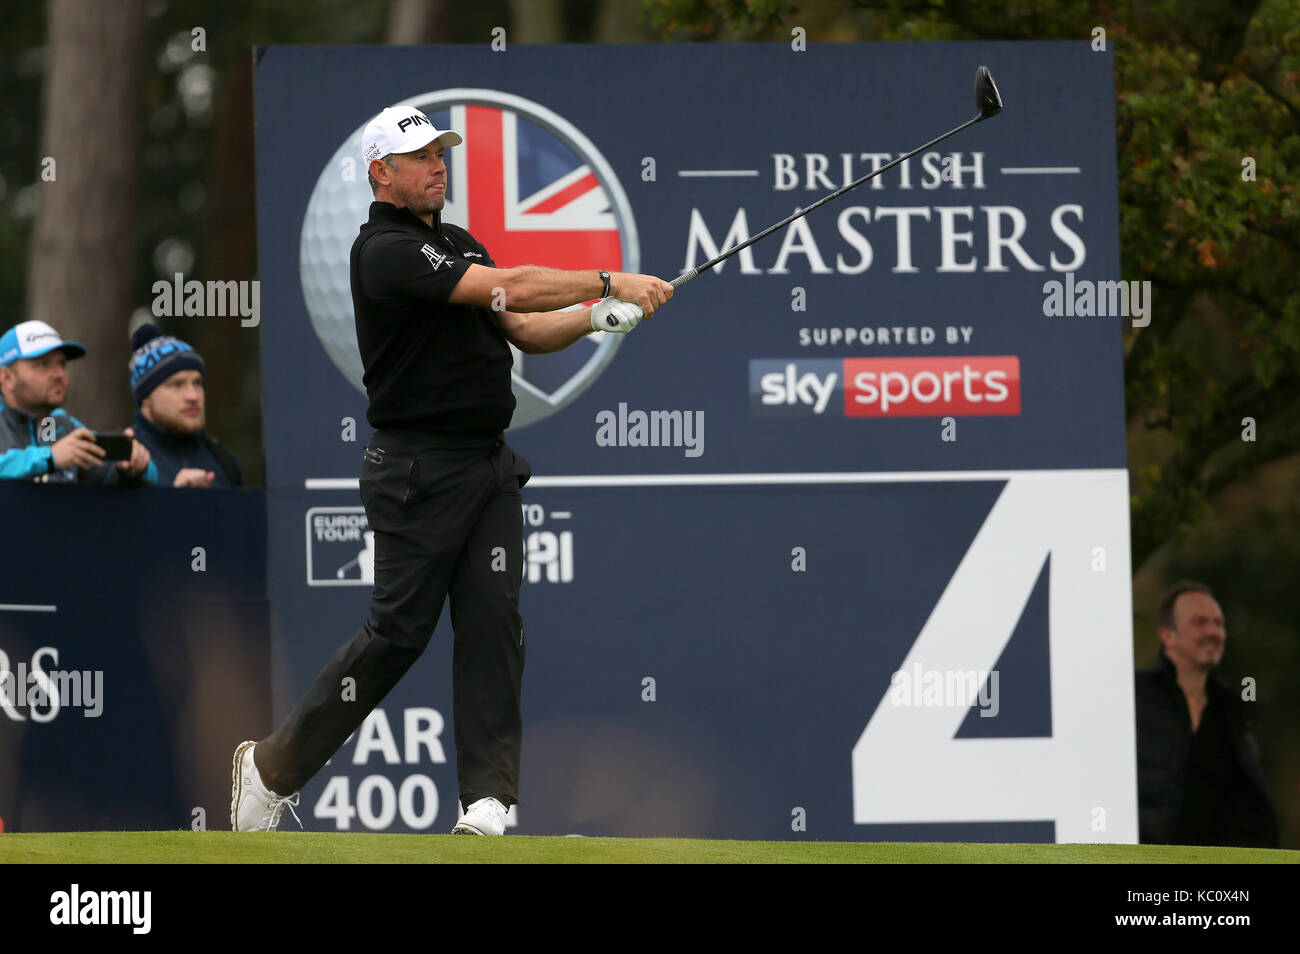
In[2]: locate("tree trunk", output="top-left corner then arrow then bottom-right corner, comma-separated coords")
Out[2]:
387,0 -> 451,43
200,43 -> 262,485
596,0 -> 652,42
27,0 -> 145,429
510,0 -> 563,42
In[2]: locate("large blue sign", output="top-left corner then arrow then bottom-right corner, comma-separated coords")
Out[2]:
255,43 -> 1136,840
0,483 -> 270,832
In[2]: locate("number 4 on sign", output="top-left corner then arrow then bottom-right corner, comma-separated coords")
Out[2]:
850,473 -> 1137,843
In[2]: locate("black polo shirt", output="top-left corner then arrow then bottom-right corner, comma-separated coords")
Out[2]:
349,201 -> 515,436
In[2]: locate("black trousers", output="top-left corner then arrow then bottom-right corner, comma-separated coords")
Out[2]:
256,430 -> 531,811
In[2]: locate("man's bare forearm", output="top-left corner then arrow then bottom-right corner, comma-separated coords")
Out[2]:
505,266 -> 603,312
511,308 -> 595,354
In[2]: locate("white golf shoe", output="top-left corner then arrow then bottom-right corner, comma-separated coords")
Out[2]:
452,796 -> 508,836
230,740 -> 302,832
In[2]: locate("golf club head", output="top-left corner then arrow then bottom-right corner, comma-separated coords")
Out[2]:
975,65 -> 1002,120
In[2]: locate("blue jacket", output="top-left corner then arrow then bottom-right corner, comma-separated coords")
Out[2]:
0,402 -> 158,485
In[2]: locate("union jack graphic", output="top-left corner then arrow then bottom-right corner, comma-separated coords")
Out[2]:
424,101 -> 633,427
300,91 -> 638,429
434,104 -> 622,275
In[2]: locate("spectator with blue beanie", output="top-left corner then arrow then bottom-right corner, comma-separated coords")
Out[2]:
0,320 -> 157,485
129,323 -> 243,488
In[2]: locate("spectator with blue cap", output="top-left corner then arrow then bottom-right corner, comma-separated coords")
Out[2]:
129,323 -> 243,488
0,320 -> 157,484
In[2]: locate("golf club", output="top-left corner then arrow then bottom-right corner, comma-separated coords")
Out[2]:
670,65 -> 1003,290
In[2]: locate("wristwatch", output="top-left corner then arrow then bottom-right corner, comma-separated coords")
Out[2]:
598,269 -> 610,299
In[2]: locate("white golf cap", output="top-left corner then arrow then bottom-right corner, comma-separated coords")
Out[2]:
0,320 -> 86,367
361,105 -> 463,165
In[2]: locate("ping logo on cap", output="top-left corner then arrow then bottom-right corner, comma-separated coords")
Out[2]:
397,114 -> 430,133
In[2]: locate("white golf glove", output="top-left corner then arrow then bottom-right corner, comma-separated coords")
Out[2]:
590,297 -> 644,334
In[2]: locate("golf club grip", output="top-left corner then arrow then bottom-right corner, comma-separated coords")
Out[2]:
671,269 -> 698,289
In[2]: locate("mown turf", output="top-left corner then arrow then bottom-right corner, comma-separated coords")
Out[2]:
0,832 -> 1295,864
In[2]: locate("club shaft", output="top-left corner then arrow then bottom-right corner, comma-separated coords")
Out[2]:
671,112 -> 984,289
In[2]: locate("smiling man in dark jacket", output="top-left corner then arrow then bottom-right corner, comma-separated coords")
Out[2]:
1135,581 -> 1279,848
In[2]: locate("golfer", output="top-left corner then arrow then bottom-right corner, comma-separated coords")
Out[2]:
232,104 -> 672,834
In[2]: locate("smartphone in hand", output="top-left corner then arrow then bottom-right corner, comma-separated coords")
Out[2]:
94,432 -> 133,462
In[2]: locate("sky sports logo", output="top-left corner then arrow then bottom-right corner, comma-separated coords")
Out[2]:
750,357 -> 1020,417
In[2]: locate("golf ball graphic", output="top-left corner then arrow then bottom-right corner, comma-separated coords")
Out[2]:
300,89 -> 640,429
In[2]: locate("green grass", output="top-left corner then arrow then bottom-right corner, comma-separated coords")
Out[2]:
0,832 -> 1296,864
